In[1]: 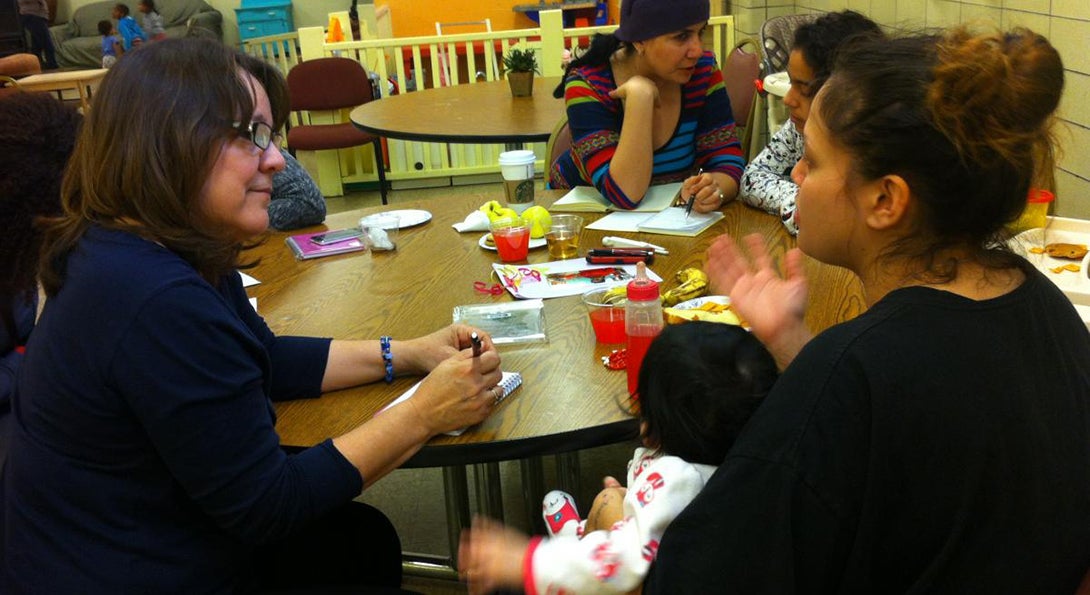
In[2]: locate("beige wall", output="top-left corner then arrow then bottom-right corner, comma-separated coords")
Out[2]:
731,0 -> 1090,219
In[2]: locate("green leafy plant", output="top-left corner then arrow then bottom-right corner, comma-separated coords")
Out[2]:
503,47 -> 540,74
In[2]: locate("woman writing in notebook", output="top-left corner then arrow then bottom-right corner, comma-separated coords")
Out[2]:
549,0 -> 744,213
3,38 -> 503,593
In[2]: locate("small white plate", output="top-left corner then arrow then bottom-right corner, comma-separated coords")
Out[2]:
360,209 -> 432,230
478,233 -> 547,251
1010,227 -> 1090,304
672,295 -> 731,310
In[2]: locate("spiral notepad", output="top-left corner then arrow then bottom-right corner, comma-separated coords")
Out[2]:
379,372 -> 522,436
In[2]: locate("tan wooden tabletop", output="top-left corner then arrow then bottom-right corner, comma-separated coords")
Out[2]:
248,190 -> 865,467
349,77 -> 566,145
17,68 -> 108,111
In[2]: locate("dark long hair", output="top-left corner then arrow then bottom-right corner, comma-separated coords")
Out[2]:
818,28 -> 1062,281
552,33 -> 633,98
0,93 -> 81,337
637,323 -> 778,466
39,38 -> 290,296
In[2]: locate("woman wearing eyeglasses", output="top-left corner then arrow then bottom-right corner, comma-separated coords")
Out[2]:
1,38 -> 502,594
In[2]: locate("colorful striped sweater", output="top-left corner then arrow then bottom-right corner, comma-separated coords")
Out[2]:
549,51 -> 744,210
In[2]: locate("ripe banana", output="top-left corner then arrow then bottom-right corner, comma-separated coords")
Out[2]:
602,285 -> 628,304
661,267 -> 709,306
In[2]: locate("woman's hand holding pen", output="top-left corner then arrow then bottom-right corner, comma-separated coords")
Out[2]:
399,324 -> 490,374
681,170 -> 738,213
408,325 -> 502,436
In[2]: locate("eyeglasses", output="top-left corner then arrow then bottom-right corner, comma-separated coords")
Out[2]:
233,121 -> 280,153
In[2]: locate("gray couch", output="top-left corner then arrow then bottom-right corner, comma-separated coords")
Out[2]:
49,0 -> 223,68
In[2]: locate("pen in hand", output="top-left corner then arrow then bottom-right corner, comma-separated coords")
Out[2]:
470,332 -> 482,358
685,168 -> 702,220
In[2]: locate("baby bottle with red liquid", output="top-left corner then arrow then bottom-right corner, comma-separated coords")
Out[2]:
625,262 -> 663,399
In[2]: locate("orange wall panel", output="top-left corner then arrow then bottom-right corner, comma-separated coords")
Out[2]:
377,0 -> 537,37
376,0 -> 619,38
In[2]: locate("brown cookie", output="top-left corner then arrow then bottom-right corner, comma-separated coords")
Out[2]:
1044,243 -> 1088,260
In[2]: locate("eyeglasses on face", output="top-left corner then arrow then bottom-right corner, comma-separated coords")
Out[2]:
232,121 -> 281,152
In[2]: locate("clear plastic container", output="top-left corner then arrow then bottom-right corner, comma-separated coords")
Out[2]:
625,262 -> 663,398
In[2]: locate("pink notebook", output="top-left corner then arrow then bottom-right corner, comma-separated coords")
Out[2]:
285,231 -> 366,260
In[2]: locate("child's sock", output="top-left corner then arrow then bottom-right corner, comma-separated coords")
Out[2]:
542,490 -> 580,537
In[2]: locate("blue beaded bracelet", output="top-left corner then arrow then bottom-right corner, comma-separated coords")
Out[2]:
380,336 -> 394,384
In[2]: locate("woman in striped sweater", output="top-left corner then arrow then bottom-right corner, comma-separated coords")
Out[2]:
549,0 -> 744,212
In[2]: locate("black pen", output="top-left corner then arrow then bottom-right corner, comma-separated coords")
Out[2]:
470,332 -> 482,358
685,168 -> 703,220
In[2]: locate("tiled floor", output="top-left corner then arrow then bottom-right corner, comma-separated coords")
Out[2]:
329,182 -> 638,594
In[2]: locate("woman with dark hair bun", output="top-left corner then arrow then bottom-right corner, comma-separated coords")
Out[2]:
548,0 -> 745,213
646,28 -> 1090,593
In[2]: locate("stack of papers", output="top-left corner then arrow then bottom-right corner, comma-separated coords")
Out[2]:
586,207 -> 724,237
550,183 -> 682,213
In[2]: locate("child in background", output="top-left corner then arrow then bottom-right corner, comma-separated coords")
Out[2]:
738,10 -> 882,235
111,3 -> 145,51
98,20 -> 122,68
137,0 -> 165,41
459,322 -> 778,594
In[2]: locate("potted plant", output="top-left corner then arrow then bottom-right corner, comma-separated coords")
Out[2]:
503,47 -> 539,97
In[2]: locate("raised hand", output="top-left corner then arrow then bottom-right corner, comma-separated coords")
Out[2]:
706,233 -> 811,368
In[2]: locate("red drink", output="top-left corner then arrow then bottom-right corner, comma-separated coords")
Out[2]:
589,307 -> 626,344
493,226 -> 530,262
626,332 -> 655,397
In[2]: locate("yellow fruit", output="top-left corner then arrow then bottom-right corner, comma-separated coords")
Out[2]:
493,208 -> 519,221
661,268 -> 709,306
522,206 -> 552,239
603,285 -> 628,303
479,200 -> 504,222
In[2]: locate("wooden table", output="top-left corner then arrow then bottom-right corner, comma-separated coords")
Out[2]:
248,190 -> 865,573
16,68 -> 108,111
350,76 -> 565,146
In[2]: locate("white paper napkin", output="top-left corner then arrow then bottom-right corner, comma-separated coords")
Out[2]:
452,210 -> 490,233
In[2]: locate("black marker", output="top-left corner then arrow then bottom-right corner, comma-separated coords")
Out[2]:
470,332 -> 482,358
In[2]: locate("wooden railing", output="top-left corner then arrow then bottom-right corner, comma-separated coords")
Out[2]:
242,12 -> 735,193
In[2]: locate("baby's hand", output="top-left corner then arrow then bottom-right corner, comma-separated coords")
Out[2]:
458,516 -> 530,595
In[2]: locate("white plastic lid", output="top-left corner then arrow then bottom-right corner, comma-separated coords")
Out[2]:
498,150 -> 536,165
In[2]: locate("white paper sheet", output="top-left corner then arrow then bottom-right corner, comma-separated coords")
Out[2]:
585,212 -> 653,232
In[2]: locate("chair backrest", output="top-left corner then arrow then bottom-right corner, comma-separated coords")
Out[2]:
286,57 -> 374,112
545,115 -> 572,181
723,37 -> 761,128
759,14 -> 818,75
